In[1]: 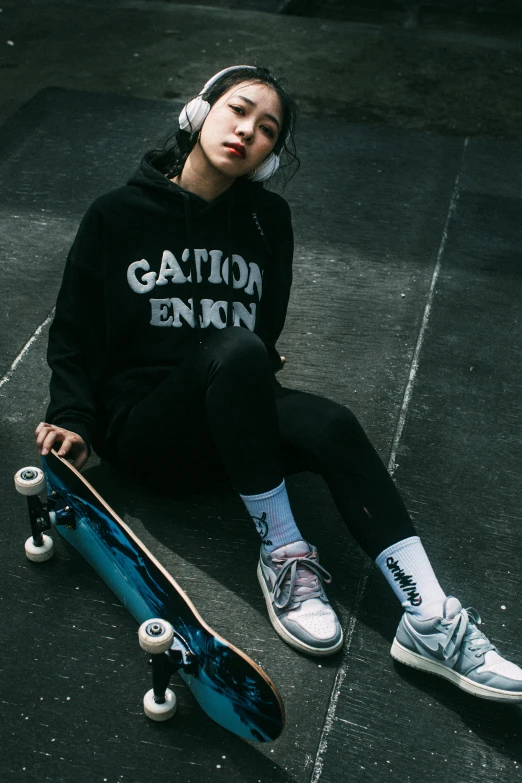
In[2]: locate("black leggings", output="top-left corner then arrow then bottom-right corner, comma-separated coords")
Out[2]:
115,328 -> 416,559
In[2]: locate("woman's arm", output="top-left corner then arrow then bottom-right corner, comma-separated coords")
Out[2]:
42,205 -> 107,462
255,196 -> 293,372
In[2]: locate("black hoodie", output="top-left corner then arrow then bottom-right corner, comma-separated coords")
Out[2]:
46,153 -> 293,457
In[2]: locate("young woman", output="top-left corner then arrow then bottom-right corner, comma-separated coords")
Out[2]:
36,64 -> 522,702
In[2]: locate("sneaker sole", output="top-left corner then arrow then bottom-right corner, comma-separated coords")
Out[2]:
391,637 -> 522,703
257,562 -> 344,657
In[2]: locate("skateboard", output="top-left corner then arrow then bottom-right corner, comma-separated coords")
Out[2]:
15,449 -> 285,742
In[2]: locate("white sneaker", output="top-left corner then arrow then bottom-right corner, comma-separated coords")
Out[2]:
257,540 -> 343,656
392,596 -> 522,702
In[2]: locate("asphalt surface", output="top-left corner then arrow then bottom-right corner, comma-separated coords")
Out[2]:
0,0 -> 521,138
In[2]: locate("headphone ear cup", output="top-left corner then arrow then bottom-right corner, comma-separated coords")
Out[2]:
252,153 -> 280,182
179,64 -> 256,133
179,97 -> 211,132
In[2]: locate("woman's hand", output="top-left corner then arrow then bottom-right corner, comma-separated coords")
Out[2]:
35,422 -> 89,470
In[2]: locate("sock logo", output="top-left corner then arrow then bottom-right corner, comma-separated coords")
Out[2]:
252,512 -> 272,547
386,556 -> 422,606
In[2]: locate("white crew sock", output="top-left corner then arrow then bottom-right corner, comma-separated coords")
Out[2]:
375,536 -> 447,619
240,479 -> 303,552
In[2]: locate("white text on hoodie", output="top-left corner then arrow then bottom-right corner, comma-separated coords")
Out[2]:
127,249 -> 263,331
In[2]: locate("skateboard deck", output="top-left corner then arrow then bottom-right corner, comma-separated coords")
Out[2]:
31,450 -> 284,742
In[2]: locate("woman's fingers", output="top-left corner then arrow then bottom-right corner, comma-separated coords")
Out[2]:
35,422 -> 52,447
35,422 -> 63,453
41,429 -> 64,455
56,435 -> 73,457
35,427 -> 52,453
57,435 -> 84,459
57,435 -> 88,469
35,424 -> 87,466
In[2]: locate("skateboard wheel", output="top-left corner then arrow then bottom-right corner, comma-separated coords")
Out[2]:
25,534 -> 54,562
15,467 -> 46,496
143,688 -> 177,721
138,619 -> 174,654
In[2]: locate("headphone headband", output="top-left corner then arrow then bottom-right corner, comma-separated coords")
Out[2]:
178,65 -> 284,182
199,64 -> 257,98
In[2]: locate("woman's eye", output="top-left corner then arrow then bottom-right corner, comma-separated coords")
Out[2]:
230,105 -> 275,138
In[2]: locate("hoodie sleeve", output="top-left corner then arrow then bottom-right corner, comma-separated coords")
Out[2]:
45,204 -> 106,454
256,196 -> 294,372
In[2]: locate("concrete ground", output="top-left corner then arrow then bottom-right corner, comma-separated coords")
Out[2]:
0,0 -> 521,140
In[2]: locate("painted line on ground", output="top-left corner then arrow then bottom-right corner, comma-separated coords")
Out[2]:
388,138 -> 468,476
310,137 -> 469,782
0,310 -> 55,392
310,565 -> 369,783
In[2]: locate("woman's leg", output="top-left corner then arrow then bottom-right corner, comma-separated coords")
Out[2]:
116,328 -> 309,547
274,382 -> 413,557
114,328 -> 341,655
273,382 -> 522,699
274,381 -> 447,616
115,327 -> 282,492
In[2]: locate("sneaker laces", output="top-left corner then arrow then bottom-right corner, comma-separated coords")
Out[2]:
441,607 -> 497,662
271,551 -> 333,611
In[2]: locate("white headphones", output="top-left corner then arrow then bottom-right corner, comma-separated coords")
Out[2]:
178,65 -> 283,182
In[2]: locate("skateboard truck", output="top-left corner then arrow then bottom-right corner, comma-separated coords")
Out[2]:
15,467 -> 75,562
167,631 -> 198,674
139,619 -> 197,722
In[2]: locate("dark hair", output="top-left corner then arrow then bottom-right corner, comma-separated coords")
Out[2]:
148,65 -> 300,186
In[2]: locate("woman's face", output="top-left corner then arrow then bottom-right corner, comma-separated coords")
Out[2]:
198,81 -> 283,179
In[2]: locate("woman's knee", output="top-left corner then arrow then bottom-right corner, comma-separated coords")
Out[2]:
317,403 -> 363,454
307,401 -> 367,463
204,327 -> 270,373
278,389 -> 362,456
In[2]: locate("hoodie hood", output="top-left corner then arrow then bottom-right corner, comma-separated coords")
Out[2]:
128,151 -> 259,211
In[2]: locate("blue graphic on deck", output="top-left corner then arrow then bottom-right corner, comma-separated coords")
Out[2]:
43,456 -> 282,742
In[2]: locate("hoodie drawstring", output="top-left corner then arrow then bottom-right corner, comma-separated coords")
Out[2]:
181,191 -> 203,342
226,191 -> 234,327
182,189 -> 237,337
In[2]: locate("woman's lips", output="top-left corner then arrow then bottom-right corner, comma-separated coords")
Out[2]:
224,143 -> 245,159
